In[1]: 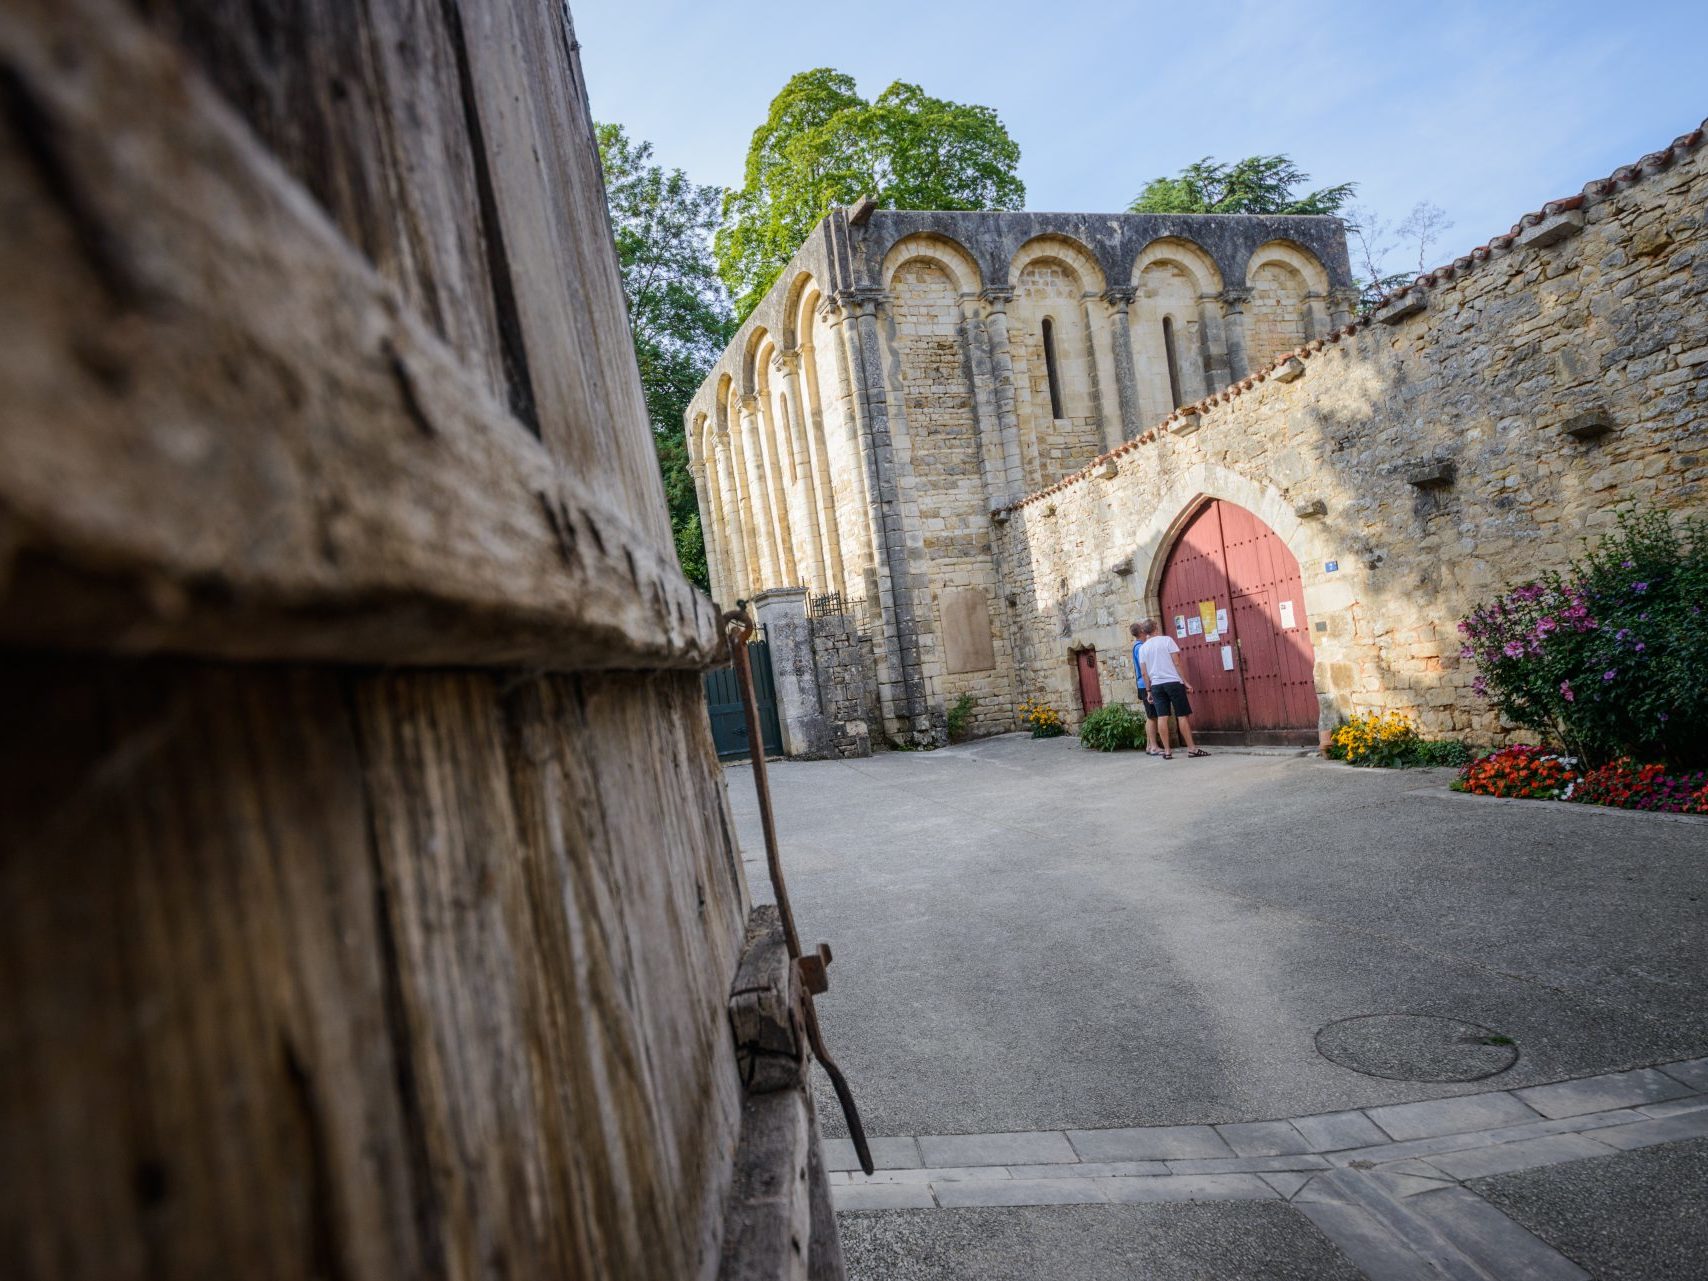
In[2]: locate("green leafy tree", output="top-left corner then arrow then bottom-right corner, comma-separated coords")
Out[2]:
716,70 -> 1025,319
1128,155 -> 1354,217
597,122 -> 734,588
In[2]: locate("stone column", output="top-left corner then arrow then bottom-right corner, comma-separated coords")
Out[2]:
690,458 -> 722,602
714,432 -> 750,599
958,294 -> 1009,513
753,389 -> 798,585
774,350 -> 825,592
752,587 -> 829,759
799,334 -> 849,600
1219,287 -> 1252,382
979,286 -> 1026,503
842,288 -> 932,744
1304,292 -> 1331,342
1101,285 -> 1142,443
738,393 -> 780,588
1328,286 -> 1361,330
1194,294 -> 1231,398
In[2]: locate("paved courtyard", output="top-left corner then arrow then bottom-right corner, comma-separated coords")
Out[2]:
727,735 -> 1708,1279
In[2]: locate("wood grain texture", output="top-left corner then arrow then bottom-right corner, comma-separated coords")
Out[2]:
0,657 -> 749,1280
0,0 -> 719,671
0,1 -> 818,1276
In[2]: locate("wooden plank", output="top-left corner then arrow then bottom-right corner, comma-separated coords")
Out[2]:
0,655 -> 753,1280
452,1 -> 675,542
0,657 -> 424,1280
133,0 -> 515,407
0,0 -> 718,671
730,906 -> 807,1092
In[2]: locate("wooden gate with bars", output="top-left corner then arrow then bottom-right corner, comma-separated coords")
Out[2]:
0,3 -> 843,1277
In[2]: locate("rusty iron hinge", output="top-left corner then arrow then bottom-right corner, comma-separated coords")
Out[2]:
724,605 -> 874,1176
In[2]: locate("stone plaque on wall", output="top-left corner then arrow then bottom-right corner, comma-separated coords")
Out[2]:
941,587 -> 997,674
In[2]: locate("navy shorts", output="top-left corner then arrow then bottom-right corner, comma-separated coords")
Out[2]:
1136,688 -> 1157,718
1149,681 -> 1192,718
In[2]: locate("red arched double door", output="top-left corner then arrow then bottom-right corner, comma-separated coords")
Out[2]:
1156,500 -> 1318,736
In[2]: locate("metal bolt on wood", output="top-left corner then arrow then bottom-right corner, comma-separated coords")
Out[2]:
724,606 -> 874,1175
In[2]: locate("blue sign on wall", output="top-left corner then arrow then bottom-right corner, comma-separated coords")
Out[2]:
1325,560 -> 1339,573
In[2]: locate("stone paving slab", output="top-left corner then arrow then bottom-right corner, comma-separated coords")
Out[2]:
1290,1109 -> 1389,1151
1513,1067 -> 1692,1119
1660,1055 -> 1708,1091
1100,1173 -> 1275,1203
1217,1119 -> 1314,1156
1007,1160 -> 1168,1179
1065,1123 -> 1233,1161
824,1135 -> 921,1171
1364,1090 -> 1543,1141
931,1178 -> 1103,1208
1406,1185 -> 1590,1280
1259,1172 -> 1315,1198
917,1130 -> 1074,1167
834,1182 -> 936,1211
1423,1133 -> 1614,1181
1166,1154 -> 1330,1175
1590,1108 -> 1708,1151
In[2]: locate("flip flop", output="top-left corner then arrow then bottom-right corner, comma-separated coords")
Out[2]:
1187,748 -> 1210,758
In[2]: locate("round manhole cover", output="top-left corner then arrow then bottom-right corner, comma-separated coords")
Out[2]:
1315,1015 -> 1519,1082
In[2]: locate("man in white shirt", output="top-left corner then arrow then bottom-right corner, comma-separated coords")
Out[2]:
1136,618 -> 1208,759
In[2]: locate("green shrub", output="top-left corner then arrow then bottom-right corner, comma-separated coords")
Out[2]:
946,693 -> 976,743
1079,704 -> 1146,752
1411,739 -> 1472,768
1461,509 -> 1708,768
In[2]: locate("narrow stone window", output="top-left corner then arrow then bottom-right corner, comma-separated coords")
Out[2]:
1041,317 -> 1065,419
1162,315 -> 1185,409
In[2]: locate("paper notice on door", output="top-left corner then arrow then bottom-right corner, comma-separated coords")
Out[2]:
1174,615 -> 1188,639
1198,600 -> 1217,636
1279,599 -> 1296,629
1221,644 -> 1235,671
1215,608 -> 1229,635
1187,616 -> 1202,636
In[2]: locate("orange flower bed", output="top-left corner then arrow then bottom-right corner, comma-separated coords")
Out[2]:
1452,746 -> 1579,800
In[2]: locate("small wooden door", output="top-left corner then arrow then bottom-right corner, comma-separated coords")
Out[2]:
1075,648 -> 1103,715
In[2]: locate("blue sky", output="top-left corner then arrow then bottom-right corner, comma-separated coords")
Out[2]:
574,0 -> 1703,278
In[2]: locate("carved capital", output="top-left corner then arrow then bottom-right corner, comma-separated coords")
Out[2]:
738,393 -> 760,414
1101,285 -> 1137,310
1219,287 -> 1252,309
980,285 -> 1015,309
770,348 -> 801,376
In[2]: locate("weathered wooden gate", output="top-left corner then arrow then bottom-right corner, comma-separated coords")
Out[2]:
1158,500 -> 1318,740
0,3 -> 842,1278
706,638 -> 784,759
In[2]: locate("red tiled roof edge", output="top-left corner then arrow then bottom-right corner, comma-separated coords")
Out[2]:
993,117 -> 1708,517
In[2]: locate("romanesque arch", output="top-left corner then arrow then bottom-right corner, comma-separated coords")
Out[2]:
1131,463 -> 1324,736
1244,240 -> 1331,369
1007,235 -> 1107,488
880,232 -> 984,297
1130,238 -> 1225,423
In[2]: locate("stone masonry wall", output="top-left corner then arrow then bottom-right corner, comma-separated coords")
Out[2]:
810,613 -> 879,757
995,126 -> 1708,742
888,259 -> 1019,738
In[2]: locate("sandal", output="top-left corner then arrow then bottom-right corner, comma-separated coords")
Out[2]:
1161,752 -> 1174,760
1187,748 -> 1211,758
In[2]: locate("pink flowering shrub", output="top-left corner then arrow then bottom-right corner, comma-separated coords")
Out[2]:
1460,510 -> 1707,768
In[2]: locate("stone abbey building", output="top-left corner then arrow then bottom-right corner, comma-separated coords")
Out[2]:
688,124 -> 1708,749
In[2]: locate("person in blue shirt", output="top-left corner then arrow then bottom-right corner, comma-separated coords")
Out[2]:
1128,622 -> 1163,756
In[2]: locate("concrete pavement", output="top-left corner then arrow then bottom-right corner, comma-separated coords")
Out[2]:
725,735 -> 1708,1278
